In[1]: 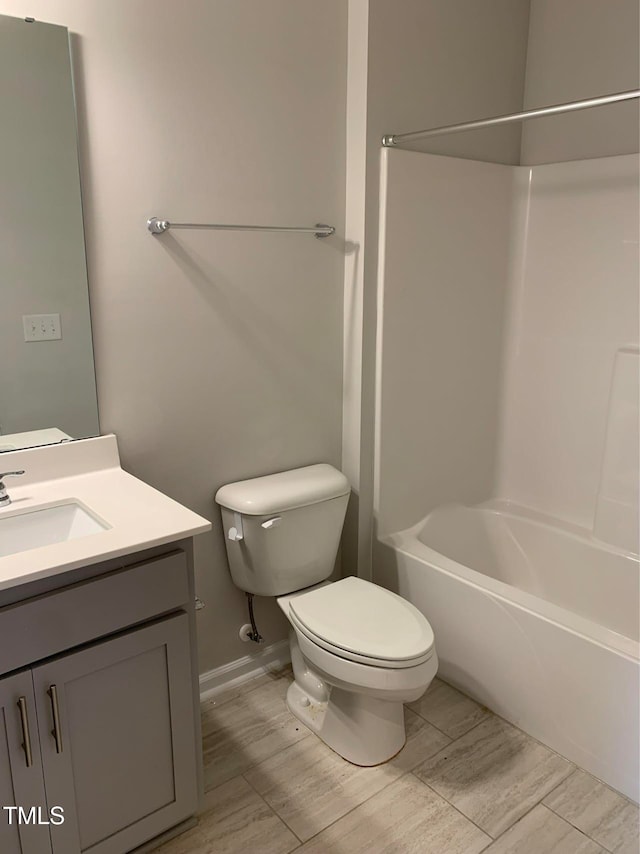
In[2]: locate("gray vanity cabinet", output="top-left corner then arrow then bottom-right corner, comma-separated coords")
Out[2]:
0,548 -> 202,854
34,613 -> 197,854
0,671 -> 49,854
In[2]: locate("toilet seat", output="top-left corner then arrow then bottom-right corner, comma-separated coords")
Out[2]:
288,577 -> 435,669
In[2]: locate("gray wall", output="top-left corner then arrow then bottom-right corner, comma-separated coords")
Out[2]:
367,0 -> 531,164
1,0 -> 347,673
521,0 -> 640,164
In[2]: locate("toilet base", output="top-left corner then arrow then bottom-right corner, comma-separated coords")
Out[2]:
286,679 -> 406,766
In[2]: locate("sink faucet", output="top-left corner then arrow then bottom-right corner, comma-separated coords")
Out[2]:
0,471 -> 26,507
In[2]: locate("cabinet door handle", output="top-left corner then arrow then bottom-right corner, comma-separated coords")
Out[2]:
47,685 -> 63,754
16,696 -> 33,768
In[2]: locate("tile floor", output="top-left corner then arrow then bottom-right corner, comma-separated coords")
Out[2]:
156,668 -> 639,854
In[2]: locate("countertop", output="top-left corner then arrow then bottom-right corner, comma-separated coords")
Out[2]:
0,435 -> 211,592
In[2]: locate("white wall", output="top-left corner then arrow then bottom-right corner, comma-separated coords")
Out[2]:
375,150 -> 516,535
521,0 -> 640,164
1,0 -> 347,672
498,155 -> 640,548
344,0 -> 532,570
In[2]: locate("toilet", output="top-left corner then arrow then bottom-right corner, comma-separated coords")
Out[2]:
215,464 -> 437,766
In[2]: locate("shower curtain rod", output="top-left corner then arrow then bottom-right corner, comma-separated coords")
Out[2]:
382,88 -> 640,147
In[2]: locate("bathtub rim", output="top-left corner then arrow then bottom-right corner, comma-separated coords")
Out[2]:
383,523 -> 639,662
438,498 -> 640,561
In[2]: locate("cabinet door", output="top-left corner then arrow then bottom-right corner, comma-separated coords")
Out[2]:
0,670 -> 51,854
33,614 -> 198,854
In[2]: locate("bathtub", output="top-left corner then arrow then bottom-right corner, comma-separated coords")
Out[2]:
374,499 -> 640,802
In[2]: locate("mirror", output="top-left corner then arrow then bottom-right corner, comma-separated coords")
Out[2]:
0,14 -> 99,452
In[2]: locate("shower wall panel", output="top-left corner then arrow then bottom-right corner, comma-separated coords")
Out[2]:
377,150 -> 639,548
375,149 -> 515,535
497,154 -> 640,538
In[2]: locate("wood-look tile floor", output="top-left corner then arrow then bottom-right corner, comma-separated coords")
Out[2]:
155,669 -> 639,854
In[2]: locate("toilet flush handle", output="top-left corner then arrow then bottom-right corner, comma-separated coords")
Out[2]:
228,512 -> 244,542
261,516 -> 282,530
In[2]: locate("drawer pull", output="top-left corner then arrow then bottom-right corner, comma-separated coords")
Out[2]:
48,685 -> 63,754
17,697 -> 33,768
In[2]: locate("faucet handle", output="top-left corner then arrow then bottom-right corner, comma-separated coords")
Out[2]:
0,471 -> 25,507
0,470 -> 25,483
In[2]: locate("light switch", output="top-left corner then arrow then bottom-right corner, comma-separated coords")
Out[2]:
23,313 -> 62,342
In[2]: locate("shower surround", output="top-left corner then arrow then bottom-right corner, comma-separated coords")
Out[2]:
374,148 -> 639,800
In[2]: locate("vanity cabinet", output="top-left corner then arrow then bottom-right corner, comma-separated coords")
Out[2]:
0,549 -> 202,854
0,670 -> 49,854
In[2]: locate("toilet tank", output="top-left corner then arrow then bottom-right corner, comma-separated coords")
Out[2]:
215,464 -> 350,596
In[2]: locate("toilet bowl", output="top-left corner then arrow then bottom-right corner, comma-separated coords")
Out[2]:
215,464 -> 438,766
278,577 -> 437,765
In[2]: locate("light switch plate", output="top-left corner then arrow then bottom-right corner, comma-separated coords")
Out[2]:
23,313 -> 62,342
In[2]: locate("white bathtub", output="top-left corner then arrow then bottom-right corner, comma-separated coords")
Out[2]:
375,500 -> 640,802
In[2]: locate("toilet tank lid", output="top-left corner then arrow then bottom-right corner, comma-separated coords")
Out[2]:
215,464 -> 350,515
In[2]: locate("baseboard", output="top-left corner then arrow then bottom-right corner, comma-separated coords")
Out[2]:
199,638 -> 291,701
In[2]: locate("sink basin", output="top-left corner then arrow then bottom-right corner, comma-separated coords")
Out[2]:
0,502 -> 108,558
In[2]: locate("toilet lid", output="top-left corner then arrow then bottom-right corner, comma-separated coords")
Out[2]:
288,577 -> 434,665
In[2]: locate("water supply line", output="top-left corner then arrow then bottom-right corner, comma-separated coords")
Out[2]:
246,593 -> 264,643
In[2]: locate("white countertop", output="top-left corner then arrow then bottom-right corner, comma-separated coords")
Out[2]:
0,435 -> 211,592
